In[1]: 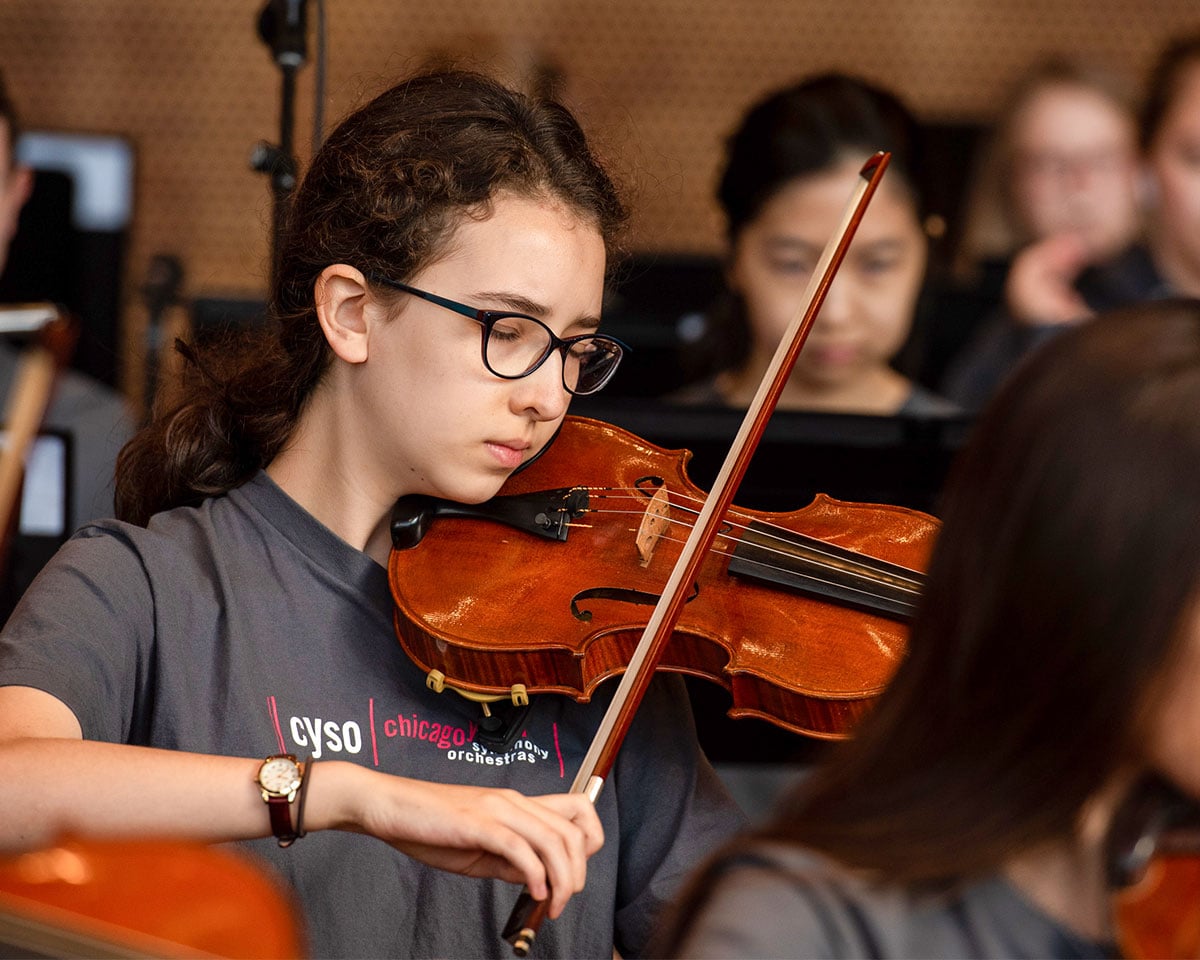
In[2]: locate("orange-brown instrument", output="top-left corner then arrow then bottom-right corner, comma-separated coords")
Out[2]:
0,836 -> 303,958
0,304 -> 78,573
388,415 -> 936,740
1108,777 -> 1200,959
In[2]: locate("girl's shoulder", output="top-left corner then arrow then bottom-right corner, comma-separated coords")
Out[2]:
678,841 -> 1110,959
898,382 -> 963,417
40,474 -> 283,604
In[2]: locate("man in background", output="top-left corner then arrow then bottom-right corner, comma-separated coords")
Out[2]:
0,70 -> 132,533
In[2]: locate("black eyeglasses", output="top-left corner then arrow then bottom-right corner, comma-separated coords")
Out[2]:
366,274 -> 628,396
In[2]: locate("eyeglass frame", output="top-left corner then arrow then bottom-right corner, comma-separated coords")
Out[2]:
364,273 -> 629,396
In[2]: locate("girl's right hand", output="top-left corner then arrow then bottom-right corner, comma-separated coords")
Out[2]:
318,763 -> 604,919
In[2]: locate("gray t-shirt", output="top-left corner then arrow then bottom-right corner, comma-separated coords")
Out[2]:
0,471 -> 744,959
671,844 -> 1114,959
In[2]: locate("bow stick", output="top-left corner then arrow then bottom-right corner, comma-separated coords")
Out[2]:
502,151 -> 892,955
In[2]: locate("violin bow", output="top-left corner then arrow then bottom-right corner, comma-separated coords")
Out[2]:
501,151 -> 892,955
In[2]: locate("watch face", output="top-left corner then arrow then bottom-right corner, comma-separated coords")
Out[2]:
259,756 -> 301,794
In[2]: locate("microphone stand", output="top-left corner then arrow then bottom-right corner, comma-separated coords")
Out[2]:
251,0 -> 308,292
139,253 -> 184,424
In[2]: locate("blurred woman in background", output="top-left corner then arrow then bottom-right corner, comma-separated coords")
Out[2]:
673,73 -> 956,416
940,58 -> 1143,407
1140,34 -> 1200,301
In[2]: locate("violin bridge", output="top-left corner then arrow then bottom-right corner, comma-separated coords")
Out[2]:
635,485 -> 671,567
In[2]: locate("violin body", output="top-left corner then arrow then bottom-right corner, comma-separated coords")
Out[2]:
388,416 -> 938,739
1108,776 -> 1200,959
1115,857 -> 1200,959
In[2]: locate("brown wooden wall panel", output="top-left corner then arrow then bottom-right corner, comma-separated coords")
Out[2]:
0,0 -> 1197,402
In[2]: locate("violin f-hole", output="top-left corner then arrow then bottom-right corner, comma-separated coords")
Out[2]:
633,475 -> 666,497
570,583 -> 700,622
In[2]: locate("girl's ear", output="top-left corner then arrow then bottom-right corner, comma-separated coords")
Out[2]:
314,264 -> 377,364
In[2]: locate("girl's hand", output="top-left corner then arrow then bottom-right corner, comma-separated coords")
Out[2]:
325,765 -> 604,919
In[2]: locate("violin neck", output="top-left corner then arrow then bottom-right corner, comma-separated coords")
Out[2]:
728,520 -> 922,622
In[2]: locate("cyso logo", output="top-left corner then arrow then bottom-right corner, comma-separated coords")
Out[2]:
289,716 -> 363,758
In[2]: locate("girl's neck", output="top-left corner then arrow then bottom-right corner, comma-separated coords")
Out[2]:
718,355 -> 911,415
266,386 -> 395,566
1002,836 -> 1113,943
1001,775 -> 1136,944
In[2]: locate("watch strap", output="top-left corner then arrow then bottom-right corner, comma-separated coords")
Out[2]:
267,793 -> 299,846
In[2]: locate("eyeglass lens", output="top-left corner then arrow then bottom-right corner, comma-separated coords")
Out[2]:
484,314 -> 622,395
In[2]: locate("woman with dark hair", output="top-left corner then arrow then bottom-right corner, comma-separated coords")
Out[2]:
0,70 -> 741,957
953,58 -> 1141,306
657,298 -> 1200,958
674,73 -> 955,415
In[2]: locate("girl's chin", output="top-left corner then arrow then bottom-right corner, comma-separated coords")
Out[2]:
791,365 -> 864,389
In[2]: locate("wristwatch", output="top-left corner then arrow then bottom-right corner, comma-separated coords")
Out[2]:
256,753 -> 303,846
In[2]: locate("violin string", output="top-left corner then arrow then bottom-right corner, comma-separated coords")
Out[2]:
587,488 -> 915,586
583,510 -> 919,610
583,487 -> 924,594
576,492 -> 921,595
648,524 -> 920,606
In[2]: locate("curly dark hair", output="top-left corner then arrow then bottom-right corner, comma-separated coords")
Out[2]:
116,70 -> 627,525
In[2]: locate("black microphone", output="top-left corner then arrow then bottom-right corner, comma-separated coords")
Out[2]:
257,0 -> 308,68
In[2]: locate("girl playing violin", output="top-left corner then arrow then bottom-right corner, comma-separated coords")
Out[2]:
658,297 -> 1200,958
0,70 -> 741,958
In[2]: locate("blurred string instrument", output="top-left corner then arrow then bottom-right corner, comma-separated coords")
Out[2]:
0,836 -> 303,958
0,303 -> 77,579
385,152 -> 944,953
1108,775 -> 1200,959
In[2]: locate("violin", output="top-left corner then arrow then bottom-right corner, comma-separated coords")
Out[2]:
388,415 -> 937,739
1108,776 -> 1200,959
